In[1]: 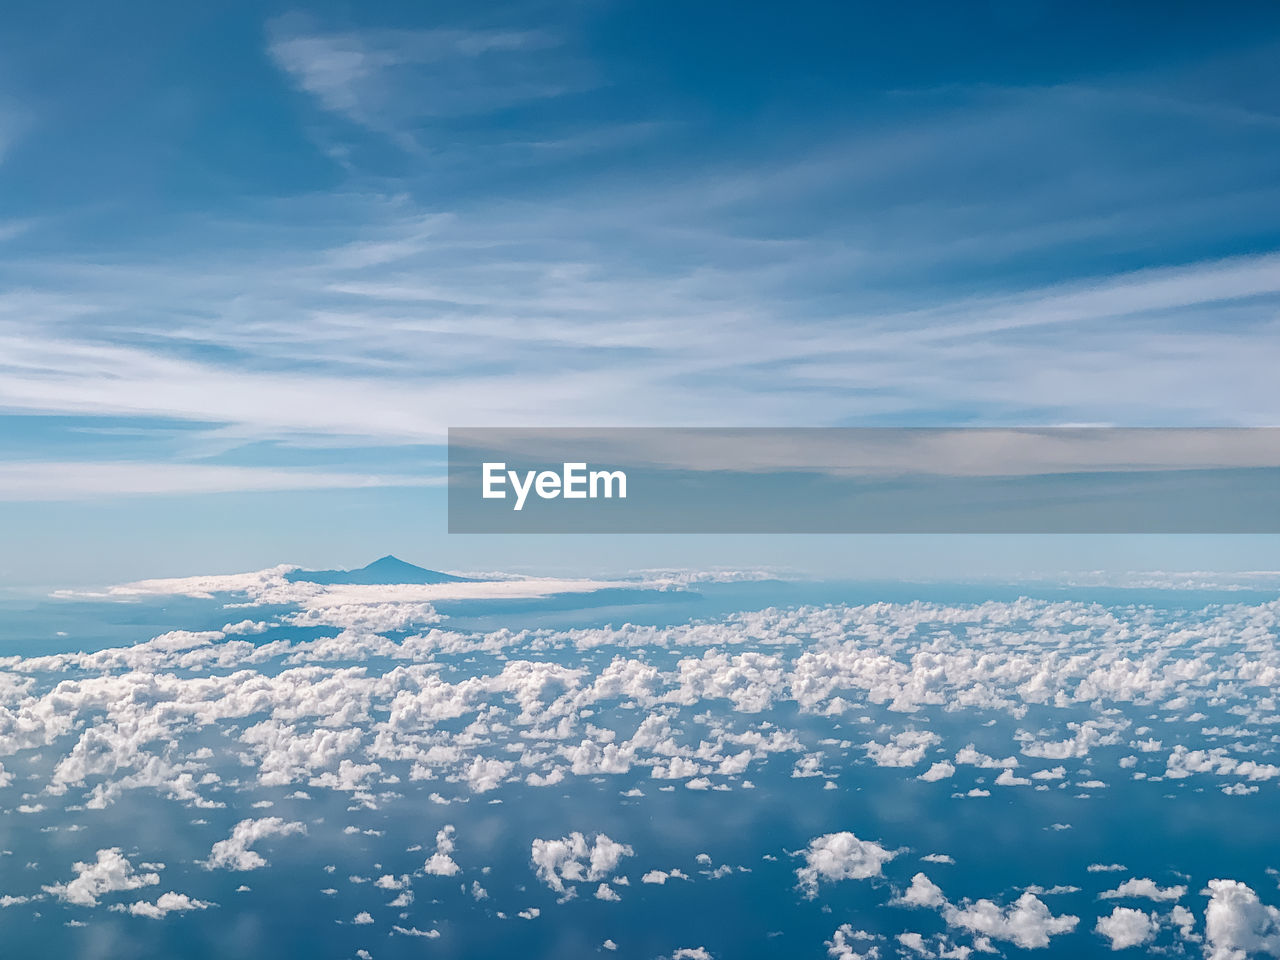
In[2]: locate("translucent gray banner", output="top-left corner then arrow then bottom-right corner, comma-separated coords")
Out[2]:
447,428 -> 1280,533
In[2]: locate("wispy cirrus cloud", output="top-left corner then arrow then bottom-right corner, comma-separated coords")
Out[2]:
0,461 -> 436,500
2,33 -> 1279,496
2,213 -> 1279,451
266,19 -> 585,138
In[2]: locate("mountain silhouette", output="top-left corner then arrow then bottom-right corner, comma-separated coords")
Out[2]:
285,555 -> 472,585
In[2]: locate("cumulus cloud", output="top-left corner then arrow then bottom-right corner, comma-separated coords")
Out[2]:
890,870 -> 1077,950
955,744 -> 1017,769
826,925 -> 882,960
203,819 -> 306,871
1100,877 -> 1187,902
464,756 -> 513,793
10,585 -> 1278,827
943,892 -> 1078,949
1165,746 -> 1280,782
864,730 -> 939,768
423,825 -> 460,876
796,832 -> 896,898
918,761 -> 955,782
112,891 -> 211,919
1204,879 -> 1280,960
393,925 -> 441,938
1019,721 -> 1120,761
895,873 -> 946,909
43,849 -> 160,907
1095,907 -> 1156,950
12,570 -> 1280,950
642,869 -> 689,885
530,833 -> 633,896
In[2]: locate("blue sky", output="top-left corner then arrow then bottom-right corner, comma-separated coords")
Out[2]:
4,1 -> 1280,584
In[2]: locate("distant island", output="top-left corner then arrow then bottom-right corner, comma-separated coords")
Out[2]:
284,555 -> 473,586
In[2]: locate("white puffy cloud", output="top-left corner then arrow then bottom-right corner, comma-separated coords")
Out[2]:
223,620 -> 270,636
1204,879 -> 1280,960
826,925 -> 882,960
864,730 -> 939,768
1095,907 -> 1156,950
918,761 -> 955,782
203,818 -> 306,871
530,833 -> 633,895
1165,746 -> 1280,782
943,892 -> 1078,949
896,873 -> 946,909
1018,721 -> 1120,760
8,585 -> 1279,828
796,832 -> 896,898
423,825 -> 460,876
642,869 -> 689,885
113,891 -> 211,919
1171,904 -> 1197,939
954,745 -> 1017,769
463,756 -> 513,793
43,849 -> 160,907
393,925 -> 441,938
1099,877 -> 1186,902
589,835 -> 633,880
891,871 -> 1076,950
995,768 -> 1032,787
14,569 -> 1280,949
